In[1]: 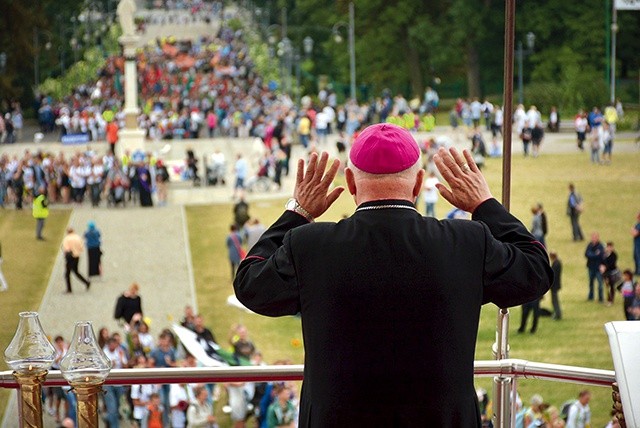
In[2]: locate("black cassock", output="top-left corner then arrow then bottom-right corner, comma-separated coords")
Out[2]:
235,198 -> 552,428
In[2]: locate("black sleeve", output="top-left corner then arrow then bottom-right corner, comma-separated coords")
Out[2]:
114,295 -> 124,320
472,199 -> 553,307
233,211 -> 310,316
136,297 -> 143,317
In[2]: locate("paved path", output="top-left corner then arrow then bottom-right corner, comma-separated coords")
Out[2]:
39,205 -> 198,335
2,205 -> 198,427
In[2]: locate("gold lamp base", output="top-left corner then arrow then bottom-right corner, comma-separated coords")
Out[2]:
13,370 -> 48,428
612,382 -> 627,428
71,382 -> 104,428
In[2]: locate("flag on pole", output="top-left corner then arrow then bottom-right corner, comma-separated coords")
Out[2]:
172,324 -> 251,367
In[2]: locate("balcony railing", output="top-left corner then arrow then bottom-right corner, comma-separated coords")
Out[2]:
0,359 -> 615,388
0,358 -> 614,388
0,359 -> 617,428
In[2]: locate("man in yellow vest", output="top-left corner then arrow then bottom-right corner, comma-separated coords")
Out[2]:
32,186 -> 49,241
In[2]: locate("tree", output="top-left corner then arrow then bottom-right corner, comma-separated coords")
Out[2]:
0,0 -> 87,111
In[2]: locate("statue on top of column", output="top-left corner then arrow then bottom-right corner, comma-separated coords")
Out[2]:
117,0 -> 136,37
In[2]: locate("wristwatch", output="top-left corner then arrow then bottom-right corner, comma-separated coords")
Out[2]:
285,198 -> 314,222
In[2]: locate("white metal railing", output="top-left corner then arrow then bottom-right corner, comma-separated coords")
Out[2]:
0,359 -> 614,389
1,359 -> 617,427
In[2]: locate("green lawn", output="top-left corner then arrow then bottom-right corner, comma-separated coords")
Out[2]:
0,208 -> 71,422
186,146 -> 640,427
1,145 -> 638,426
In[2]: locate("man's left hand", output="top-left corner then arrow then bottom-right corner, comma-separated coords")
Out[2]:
294,152 -> 344,219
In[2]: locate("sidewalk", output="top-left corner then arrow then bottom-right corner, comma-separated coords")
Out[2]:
2,205 -> 197,427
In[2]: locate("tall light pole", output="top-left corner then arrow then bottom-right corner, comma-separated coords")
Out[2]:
277,37 -> 293,98
0,52 -> 7,74
281,7 -> 287,41
70,16 -> 79,63
296,36 -> 314,104
516,32 -> 535,105
348,2 -> 356,101
610,3 -> 618,103
33,27 -> 52,90
333,2 -> 356,102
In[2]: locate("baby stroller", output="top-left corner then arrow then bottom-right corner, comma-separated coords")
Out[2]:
470,132 -> 487,169
206,154 -> 227,186
246,155 -> 274,193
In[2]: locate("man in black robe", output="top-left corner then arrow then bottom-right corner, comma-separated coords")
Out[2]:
234,123 -> 552,427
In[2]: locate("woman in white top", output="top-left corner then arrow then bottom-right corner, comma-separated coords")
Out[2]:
187,385 -> 217,428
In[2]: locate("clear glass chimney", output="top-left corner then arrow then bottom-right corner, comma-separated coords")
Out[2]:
4,311 -> 56,373
59,321 -> 112,385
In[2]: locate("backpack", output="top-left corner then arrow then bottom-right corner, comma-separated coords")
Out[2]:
560,399 -> 576,422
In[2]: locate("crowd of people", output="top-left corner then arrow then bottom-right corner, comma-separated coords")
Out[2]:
583,232 -> 640,320
513,184 -> 640,338
573,104 -> 622,164
45,292 -> 301,428
146,0 -> 223,14
0,148 -> 170,210
2,3 -> 638,427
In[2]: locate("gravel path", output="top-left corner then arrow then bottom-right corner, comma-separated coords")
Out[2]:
37,205 -> 198,336
2,205 -> 198,427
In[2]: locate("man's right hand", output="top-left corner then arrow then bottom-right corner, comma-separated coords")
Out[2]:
433,147 -> 493,213
293,152 -> 344,219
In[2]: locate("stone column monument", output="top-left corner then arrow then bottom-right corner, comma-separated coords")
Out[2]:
117,0 -> 146,156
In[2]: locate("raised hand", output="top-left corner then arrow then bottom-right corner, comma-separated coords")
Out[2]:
294,152 -> 345,219
433,147 -> 493,213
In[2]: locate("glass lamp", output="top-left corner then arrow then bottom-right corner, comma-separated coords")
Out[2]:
4,312 -> 56,372
4,311 -> 56,428
59,321 -> 111,428
60,321 -> 112,385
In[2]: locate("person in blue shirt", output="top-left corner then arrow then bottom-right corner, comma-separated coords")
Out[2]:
567,183 -> 584,241
84,221 -> 102,278
584,232 -> 605,302
149,331 -> 177,426
587,107 -> 603,129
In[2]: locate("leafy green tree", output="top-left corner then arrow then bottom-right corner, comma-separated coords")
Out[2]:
0,0 -> 95,111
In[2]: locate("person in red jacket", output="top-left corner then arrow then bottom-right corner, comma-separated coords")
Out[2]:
106,120 -> 119,154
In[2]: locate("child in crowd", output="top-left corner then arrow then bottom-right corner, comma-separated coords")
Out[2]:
618,269 -> 636,320
145,393 -> 164,428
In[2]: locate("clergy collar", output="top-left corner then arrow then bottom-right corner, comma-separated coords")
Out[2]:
355,199 -> 419,214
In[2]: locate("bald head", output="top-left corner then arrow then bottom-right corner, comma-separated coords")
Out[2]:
346,159 -> 424,205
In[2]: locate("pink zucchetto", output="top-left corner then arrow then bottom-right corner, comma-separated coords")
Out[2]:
349,123 -> 420,174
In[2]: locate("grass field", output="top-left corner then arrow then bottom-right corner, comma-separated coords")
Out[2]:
0,208 -> 71,423
186,145 -> 640,427
0,143 -> 638,426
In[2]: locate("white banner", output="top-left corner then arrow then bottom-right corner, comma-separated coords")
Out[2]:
615,0 -> 640,10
